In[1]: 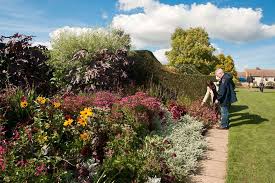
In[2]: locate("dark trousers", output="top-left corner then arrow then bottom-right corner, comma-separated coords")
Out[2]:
259,83 -> 264,92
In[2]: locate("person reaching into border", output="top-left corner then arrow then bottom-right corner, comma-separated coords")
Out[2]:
215,68 -> 237,130
201,80 -> 219,106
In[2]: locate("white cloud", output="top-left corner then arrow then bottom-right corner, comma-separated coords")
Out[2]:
153,48 -> 170,64
49,26 -> 108,40
112,1 -> 275,48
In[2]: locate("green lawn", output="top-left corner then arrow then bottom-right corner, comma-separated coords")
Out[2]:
227,88 -> 275,183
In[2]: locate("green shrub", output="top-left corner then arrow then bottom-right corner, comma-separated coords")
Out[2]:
0,87 -> 36,135
265,81 -> 275,89
49,28 -> 131,89
128,50 -> 215,101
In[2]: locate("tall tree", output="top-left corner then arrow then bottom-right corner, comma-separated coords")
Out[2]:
215,54 -> 237,79
166,27 -> 216,75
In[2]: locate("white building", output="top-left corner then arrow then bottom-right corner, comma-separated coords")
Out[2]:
238,67 -> 275,87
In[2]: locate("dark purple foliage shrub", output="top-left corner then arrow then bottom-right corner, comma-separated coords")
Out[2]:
0,33 -> 53,94
66,49 -> 132,92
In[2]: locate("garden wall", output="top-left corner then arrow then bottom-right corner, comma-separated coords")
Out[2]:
128,50 -> 215,100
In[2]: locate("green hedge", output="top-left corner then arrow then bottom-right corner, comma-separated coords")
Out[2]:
128,50 -> 215,101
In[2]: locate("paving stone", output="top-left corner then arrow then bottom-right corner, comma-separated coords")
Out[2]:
191,175 -> 225,183
205,150 -> 227,162
192,128 -> 228,183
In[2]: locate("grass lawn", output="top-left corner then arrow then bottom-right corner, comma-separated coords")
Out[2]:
227,88 -> 275,183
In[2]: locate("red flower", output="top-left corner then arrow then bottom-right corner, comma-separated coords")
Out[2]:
168,102 -> 187,120
21,96 -> 27,102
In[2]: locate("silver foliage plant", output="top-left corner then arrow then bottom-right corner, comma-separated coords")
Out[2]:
164,115 -> 207,181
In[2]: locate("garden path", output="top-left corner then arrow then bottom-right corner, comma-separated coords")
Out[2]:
191,128 -> 228,183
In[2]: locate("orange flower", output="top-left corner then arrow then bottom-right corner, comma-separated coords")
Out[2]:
20,101 -> 28,108
80,132 -> 89,141
77,117 -> 87,127
53,102 -> 61,108
63,118 -> 73,127
36,96 -> 47,104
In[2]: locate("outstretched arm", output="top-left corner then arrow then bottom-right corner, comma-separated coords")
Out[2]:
202,87 -> 210,105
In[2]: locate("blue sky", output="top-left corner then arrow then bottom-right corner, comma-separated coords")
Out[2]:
1,0 -> 275,71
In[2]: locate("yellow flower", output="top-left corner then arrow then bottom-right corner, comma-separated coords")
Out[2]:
37,134 -> 48,144
36,96 -> 47,104
80,107 -> 93,118
77,117 -> 87,127
20,101 -> 28,108
45,123 -> 50,129
80,132 -> 89,141
63,118 -> 73,127
53,102 -> 61,108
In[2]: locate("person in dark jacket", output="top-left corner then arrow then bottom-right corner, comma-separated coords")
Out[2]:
215,68 -> 237,129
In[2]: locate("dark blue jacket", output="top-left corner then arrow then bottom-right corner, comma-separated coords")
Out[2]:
217,73 -> 237,106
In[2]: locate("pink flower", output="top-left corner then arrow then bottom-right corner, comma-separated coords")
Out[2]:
92,91 -> 119,108
13,130 -> 20,140
0,146 -> 6,155
0,158 -> 5,171
35,163 -> 46,176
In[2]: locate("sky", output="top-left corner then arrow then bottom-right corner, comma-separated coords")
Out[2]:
1,0 -> 275,71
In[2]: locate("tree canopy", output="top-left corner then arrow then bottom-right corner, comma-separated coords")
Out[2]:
166,27 -> 216,75
215,54 -> 237,79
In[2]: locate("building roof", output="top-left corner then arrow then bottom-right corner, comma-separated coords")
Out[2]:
244,68 -> 275,77
237,72 -> 246,78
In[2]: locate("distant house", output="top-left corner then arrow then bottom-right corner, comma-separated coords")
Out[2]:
238,67 -> 275,87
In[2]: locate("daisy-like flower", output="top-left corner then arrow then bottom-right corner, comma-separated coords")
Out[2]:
20,101 -> 28,108
53,102 -> 61,108
80,132 -> 89,141
36,96 -> 47,104
80,107 -> 93,118
63,118 -> 73,127
77,117 -> 87,127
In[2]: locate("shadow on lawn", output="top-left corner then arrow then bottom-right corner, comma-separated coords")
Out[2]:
229,105 -> 268,127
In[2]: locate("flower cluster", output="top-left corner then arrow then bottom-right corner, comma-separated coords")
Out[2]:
187,99 -> 220,127
119,92 -> 161,111
168,102 -> 187,120
92,91 -> 119,108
